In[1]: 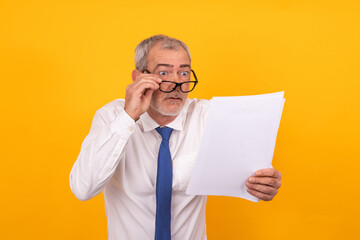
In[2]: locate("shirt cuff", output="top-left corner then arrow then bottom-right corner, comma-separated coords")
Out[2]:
109,110 -> 136,139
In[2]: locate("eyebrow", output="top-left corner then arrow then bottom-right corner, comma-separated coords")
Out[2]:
180,64 -> 191,68
154,64 -> 191,70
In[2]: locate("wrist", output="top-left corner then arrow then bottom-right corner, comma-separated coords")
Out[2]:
124,108 -> 140,122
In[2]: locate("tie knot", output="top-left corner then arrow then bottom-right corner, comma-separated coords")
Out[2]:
156,127 -> 173,141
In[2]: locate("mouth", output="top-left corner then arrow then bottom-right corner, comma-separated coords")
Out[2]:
165,95 -> 183,101
166,97 -> 182,103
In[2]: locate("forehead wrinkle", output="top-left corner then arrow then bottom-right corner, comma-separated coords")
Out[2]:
156,64 -> 174,68
154,64 -> 191,70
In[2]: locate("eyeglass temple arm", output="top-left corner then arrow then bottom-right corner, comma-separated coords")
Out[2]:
191,70 -> 198,82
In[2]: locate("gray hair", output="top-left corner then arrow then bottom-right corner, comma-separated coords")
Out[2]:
134,34 -> 191,71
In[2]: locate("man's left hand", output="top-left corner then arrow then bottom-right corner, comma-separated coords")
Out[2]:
246,168 -> 282,201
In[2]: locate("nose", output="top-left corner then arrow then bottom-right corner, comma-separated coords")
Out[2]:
169,71 -> 181,83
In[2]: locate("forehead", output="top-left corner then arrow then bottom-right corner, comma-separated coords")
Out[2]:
147,42 -> 190,68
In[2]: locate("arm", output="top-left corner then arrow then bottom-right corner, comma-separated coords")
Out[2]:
69,71 -> 161,201
69,106 -> 136,201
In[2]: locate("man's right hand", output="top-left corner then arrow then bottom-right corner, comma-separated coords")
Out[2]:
124,70 -> 162,121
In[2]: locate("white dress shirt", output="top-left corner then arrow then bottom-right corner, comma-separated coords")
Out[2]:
70,98 -> 209,240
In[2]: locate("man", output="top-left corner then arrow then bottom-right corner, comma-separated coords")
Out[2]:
70,35 -> 282,240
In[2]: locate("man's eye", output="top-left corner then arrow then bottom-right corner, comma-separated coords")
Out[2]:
159,71 -> 168,76
180,71 -> 189,76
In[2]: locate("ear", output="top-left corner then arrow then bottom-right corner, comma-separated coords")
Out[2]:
132,69 -> 141,82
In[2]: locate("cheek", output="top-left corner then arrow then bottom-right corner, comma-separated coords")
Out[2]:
151,89 -> 160,98
151,90 -> 164,102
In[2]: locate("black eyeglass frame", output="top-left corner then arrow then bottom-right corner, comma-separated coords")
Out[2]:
143,69 -> 198,93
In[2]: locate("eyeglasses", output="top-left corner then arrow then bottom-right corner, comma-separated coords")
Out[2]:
143,69 -> 198,93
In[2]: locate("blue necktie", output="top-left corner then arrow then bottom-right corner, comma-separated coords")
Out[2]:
155,127 -> 173,240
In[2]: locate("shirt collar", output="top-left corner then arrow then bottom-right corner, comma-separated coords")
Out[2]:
138,100 -> 189,132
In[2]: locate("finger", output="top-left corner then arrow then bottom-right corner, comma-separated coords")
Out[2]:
248,176 -> 281,189
129,81 -> 159,95
143,88 -> 155,100
131,78 -> 160,88
135,74 -> 162,84
246,182 -> 278,195
255,168 -> 282,179
136,81 -> 159,93
246,188 -> 274,201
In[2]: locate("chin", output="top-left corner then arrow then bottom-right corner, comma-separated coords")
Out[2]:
150,102 -> 184,117
156,107 -> 183,117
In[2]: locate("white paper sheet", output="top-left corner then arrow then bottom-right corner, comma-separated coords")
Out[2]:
186,91 -> 285,202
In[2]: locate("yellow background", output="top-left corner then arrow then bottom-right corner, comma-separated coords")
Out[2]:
1,0 -> 359,239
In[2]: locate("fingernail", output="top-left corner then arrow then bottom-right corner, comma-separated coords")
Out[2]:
249,177 -> 255,182
255,171 -> 262,176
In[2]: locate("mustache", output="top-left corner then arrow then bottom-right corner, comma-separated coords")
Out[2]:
166,93 -> 184,99
165,89 -> 185,99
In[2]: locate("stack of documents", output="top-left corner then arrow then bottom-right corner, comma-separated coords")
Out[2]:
186,91 -> 285,202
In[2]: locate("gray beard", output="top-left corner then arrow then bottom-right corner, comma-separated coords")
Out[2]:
150,102 -> 183,116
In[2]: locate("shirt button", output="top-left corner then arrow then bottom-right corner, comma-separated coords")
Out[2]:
129,126 -> 134,131
113,153 -> 119,158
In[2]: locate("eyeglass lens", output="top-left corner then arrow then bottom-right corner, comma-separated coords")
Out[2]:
159,81 -> 197,93
142,68 -> 198,93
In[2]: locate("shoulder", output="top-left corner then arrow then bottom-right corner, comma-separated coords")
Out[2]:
185,98 -> 210,112
186,98 -> 210,107
183,98 -> 210,120
179,98 -> 209,127
95,99 -> 126,123
98,99 -> 125,112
